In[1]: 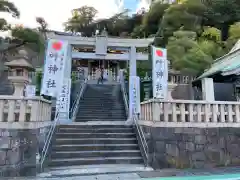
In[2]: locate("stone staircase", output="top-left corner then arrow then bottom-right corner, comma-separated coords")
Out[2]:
76,84 -> 127,122
50,125 -> 143,167
49,84 -> 143,168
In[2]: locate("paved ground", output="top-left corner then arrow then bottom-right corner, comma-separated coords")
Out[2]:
139,166 -> 240,178
4,166 -> 240,180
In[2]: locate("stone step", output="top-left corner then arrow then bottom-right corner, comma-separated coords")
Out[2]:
54,138 -> 137,145
75,118 -> 127,122
75,115 -> 126,119
83,94 -> 117,97
55,132 -> 135,138
52,144 -> 139,151
57,128 -> 132,133
74,118 -> 127,122
78,106 -> 125,110
76,110 -> 126,113
58,125 -> 130,129
79,101 -> 124,104
78,109 -> 125,111
38,164 -> 152,178
58,124 -> 130,128
78,103 -> 125,106
49,157 -> 143,167
79,104 -> 125,106
81,97 -> 121,99
75,114 -> 126,118
51,150 -> 141,159
77,107 -> 125,110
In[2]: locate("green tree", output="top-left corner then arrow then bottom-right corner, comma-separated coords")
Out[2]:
226,22 -> 240,51
64,6 -> 98,36
142,2 -> 169,37
11,27 -> 45,53
0,0 -> 20,30
166,30 -> 220,75
202,0 -> 240,41
36,17 -> 48,40
201,26 -> 221,43
155,0 -> 206,46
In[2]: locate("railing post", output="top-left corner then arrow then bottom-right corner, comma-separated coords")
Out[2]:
0,100 -> 4,122
19,99 -> 26,122
7,100 -> 15,122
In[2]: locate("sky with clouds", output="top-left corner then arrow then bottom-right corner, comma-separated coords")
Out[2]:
1,0 -> 147,32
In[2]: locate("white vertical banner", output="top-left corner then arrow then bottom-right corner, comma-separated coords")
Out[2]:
152,46 -> 168,99
56,78 -> 71,119
129,76 -> 140,119
41,39 -> 69,97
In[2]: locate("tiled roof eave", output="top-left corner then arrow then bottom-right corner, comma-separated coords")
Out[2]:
197,49 -> 240,80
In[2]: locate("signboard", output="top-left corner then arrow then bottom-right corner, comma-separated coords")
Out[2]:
129,76 -> 140,118
25,85 -> 36,98
40,39 -> 69,97
56,78 -> 71,119
151,46 -> 168,99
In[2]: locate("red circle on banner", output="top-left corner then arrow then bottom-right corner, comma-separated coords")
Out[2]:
156,49 -> 163,57
52,41 -> 62,51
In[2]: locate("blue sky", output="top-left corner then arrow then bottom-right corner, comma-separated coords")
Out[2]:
125,0 -> 138,12
0,0 -> 143,33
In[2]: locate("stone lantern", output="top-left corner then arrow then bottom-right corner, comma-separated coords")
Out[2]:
142,72 -> 152,100
4,49 -> 34,97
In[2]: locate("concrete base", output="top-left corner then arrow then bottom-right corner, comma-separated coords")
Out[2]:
38,164 -> 152,178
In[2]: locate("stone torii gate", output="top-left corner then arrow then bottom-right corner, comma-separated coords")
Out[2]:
43,31 -> 154,122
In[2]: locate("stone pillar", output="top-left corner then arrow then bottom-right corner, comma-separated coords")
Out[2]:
201,78 -> 215,101
167,84 -> 176,100
129,46 -> 137,76
13,81 -> 25,96
126,46 -> 137,125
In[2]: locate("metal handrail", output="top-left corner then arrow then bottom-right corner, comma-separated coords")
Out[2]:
133,114 -> 149,164
40,111 -> 59,170
40,80 -> 86,170
70,80 -> 87,121
120,76 -> 149,166
69,83 -> 81,117
120,78 -> 129,116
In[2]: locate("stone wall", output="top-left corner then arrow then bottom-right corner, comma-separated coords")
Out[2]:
0,126 -> 50,177
142,126 -> 240,169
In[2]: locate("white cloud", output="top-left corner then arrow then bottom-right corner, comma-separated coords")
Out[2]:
136,0 -> 152,11
1,0 -> 120,31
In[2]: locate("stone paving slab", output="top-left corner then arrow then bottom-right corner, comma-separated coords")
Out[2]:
4,166 -> 240,180
38,164 -> 152,178
144,174 -> 240,180
138,166 -> 240,178
5,173 -> 141,180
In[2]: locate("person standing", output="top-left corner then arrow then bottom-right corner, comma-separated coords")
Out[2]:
97,67 -> 104,84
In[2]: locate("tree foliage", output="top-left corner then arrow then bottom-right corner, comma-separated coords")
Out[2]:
2,0 -> 240,76
11,27 -> 45,53
64,6 -> 98,35
36,17 -> 48,40
0,0 -> 20,30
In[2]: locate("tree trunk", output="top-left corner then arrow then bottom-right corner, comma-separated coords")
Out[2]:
220,23 -> 230,41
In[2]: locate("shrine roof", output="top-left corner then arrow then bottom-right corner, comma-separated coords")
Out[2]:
197,39 -> 240,80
